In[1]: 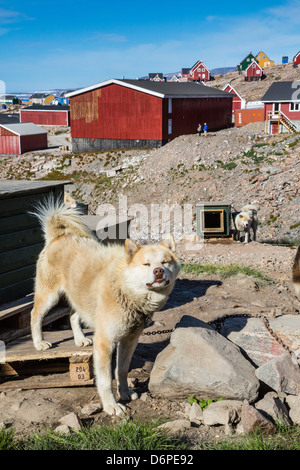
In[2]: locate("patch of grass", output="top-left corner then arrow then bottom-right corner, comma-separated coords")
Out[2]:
1,420 -> 189,451
199,425 -> 300,450
216,160 -> 237,170
182,263 -> 271,282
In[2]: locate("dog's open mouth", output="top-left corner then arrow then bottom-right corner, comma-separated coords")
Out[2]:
146,279 -> 170,288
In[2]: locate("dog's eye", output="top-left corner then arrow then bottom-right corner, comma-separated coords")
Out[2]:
143,263 -> 150,266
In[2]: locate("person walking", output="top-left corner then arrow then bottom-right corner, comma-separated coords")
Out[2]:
203,122 -> 208,136
197,123 -> 202,136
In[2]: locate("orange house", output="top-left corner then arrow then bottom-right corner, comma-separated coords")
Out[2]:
256,51 -> 274,67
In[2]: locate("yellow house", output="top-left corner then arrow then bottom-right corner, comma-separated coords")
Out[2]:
256,51 -> 274,67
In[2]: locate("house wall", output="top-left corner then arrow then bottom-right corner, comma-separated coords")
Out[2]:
20,109 -> 69,126
0,126 -> 20,154
264,102 -> 300,133
189,63 -> 210,81
234,108 -> 264,127
246,64 -> 262,81
294,53 -> 300,65
162,97 -> 232,140
20,133 -> 48,153
70,84 -> 163,141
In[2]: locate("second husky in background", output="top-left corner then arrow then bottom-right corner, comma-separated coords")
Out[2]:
234,204 -> 258,243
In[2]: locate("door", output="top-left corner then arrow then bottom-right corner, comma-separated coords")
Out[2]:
273,102 -> 280,115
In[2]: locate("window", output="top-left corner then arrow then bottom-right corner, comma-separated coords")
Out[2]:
290,102 -> 300,111
168,98 -> 172,114
168,119 -> 172,135
253,63 -> 256,68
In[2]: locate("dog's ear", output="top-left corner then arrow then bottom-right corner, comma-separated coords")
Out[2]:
160,234 -> 176,253
125,239 -> 140,262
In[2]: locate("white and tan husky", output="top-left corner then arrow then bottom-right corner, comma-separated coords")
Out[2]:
234,204 -> 258,243
30,199 -> 180,415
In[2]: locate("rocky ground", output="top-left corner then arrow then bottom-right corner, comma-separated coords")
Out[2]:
0,240 -> 299,445
0,89 -> 300,445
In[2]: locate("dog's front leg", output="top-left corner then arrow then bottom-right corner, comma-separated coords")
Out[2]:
93,334 -> 126,416
116,330 -> 142,402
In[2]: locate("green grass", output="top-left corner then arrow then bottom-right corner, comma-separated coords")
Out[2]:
199,424 -> 300,450
2,421 -> 300,451
182,263 -> 271,282
0,420 -> 188,451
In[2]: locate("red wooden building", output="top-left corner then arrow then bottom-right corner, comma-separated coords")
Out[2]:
20,105 -> 70,126
261,81 -> 300,134
293,51 -> 300,66
244,62 -> 263,81
188,61 -> 211,82
0,123 -> 48,155
223,83 -> 245,118
66,79 -> 233,152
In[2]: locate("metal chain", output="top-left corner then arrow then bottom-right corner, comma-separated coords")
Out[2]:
143,313 -> 296,358
208,313 -> 295,357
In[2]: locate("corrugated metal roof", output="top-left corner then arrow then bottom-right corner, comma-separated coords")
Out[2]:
66,78 -> 232,99
261,81 -> 300,102
21,104 -> 70,111
0,122 -> 48,136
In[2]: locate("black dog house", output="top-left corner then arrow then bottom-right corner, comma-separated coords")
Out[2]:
196,202 -> 231,238
0,180 -> 70,305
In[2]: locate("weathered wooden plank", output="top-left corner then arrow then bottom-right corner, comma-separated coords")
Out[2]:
0,294 -> 34,321
0,243 -> 43,275
3,328 -> 93,361
0,278 -> 34,305
0,212 -> 39,235
0,227 -> 43,253
0,305 -> 72,343
0,374 -> 95,391
0,264 -> 36,289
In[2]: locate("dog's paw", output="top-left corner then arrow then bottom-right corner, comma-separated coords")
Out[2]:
75,337 -> 93,347
104,402 -> 127,416
119,389 -> 138,402
34,340 -> 52,351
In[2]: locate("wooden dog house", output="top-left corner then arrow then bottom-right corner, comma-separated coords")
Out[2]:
196,202 -> 231,238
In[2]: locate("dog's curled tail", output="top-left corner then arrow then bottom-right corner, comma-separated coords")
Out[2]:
31,197 -> 94,244
293,246 -> 300,298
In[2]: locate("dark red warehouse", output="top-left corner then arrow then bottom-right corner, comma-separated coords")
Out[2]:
20,105 -> 70,126
66,79 -> 233,152
0,123 -> 48,155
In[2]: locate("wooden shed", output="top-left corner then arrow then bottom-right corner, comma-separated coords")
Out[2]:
0,123 -> 48,155
0,180 -> 70,305
66,79 -> 233,152
20,105 -> 70,126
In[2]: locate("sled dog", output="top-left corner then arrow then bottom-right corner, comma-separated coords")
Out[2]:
234,204 -> 258,243
31,199 -> 181,415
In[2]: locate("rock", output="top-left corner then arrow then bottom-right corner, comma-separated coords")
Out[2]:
157,419 -> 191,434
255,392 -> 292,426
202,400 -> 243,427
222,315 -> 300,367
55,424 -> 71,434
255,353 -> 300,395
58,412 -> 81,431
149,316 -> 260,403
188,402 -> 203,424
286,395 -> 300,425
81,403 -> 102,416
238,401 -> 276,435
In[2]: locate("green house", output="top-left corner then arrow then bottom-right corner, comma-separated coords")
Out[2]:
237,52 -> 258,72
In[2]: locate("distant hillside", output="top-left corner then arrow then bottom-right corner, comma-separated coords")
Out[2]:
211,66 -> 236,75
206,62 -> 299,103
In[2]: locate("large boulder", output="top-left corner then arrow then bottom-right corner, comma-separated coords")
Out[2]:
255,353 -> 300,395
221,315 -> 300,367
149,316 -> 260,403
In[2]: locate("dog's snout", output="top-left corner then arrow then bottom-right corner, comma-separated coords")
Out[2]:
153,267 -> 164,279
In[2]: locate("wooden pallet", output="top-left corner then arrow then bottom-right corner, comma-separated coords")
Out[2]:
0,294 -> 71,343
0,329 -> 94,390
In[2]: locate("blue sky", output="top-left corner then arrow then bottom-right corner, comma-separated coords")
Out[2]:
1,0 -> 300,92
